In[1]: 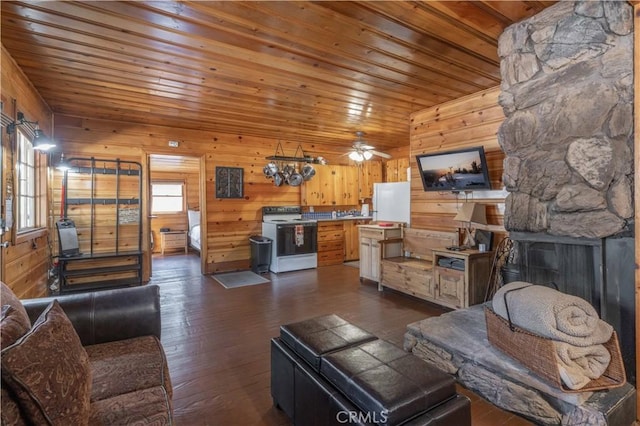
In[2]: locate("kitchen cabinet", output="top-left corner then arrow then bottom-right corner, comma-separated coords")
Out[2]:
301,165 -> 330,206
358,225 -> 402,282
335,165 -> 359,205
358,161 -> 383,200
343,219 -> 371,261
301,165 -> 359,206
317,222 -> 345,266
385,158 -> 410,182
432,249 -> 493,309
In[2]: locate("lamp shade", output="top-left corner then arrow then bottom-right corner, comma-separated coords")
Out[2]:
453,202 -> 487,225
349,151 -> 364,161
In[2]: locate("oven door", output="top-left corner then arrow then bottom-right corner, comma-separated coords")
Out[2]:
276,223 -> 317,256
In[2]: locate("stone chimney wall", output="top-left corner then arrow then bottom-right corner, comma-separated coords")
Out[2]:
498,1 -> 633,239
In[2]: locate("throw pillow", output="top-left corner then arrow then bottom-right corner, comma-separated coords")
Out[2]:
0,281 -> 31,329
1,305 -> 31,348
1,385 -> 28,426
1,300 -> 92,425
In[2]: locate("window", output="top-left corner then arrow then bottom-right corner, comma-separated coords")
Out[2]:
16,129 -> 37,231
152,182 -> 184,214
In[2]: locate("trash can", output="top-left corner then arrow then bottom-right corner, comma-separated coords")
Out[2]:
249,235 -> 272,274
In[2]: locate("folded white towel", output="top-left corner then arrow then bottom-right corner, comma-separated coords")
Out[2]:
492,282 -> 613,347
555,342 -> 611,390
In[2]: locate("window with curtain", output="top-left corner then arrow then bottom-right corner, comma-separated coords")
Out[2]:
151,182 -> 184,214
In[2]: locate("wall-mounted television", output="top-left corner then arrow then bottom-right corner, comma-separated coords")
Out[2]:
416,146 -> 491,192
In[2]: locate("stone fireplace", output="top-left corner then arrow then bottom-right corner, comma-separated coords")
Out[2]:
497,0 -> 635,382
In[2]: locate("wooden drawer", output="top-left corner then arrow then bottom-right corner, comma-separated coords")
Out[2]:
318,249 -> 344,266
318,229 -> 344,242
318,222 -> 343,231
163,233 -> 186,242
318,240 -> 343,252
359,227 -> 402,240
381,261 -> 435,300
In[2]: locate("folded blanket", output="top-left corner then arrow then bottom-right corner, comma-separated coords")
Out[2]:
555,342 -> 611,390
492,282 -> 613,347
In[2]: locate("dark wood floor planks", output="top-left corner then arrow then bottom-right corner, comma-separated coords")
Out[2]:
151,254 -> 531,425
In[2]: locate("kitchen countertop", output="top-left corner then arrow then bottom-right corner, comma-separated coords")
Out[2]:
314,216 -> 373,222
357,222 -> 404,229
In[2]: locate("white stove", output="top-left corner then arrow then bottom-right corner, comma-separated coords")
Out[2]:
261,206 -> 318,273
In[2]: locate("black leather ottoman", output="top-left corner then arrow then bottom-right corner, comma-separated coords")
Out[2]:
272,314 -> 377,421
271,315 -> 471,426
280,314 -> 378,371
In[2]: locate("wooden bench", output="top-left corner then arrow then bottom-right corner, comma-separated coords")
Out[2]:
379,228 -> 458,301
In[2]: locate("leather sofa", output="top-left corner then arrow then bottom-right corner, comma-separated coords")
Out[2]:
0,282 -> 173,425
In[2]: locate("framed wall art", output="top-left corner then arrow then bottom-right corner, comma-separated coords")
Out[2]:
215,166 -> 244,199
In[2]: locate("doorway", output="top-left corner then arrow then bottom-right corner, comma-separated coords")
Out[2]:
148,154 -> 204,274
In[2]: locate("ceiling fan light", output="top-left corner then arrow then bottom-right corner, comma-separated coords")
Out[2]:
349,151 -> 364,162
363,150 -> 373,160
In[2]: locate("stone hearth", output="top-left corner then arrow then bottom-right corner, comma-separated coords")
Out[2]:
404,306 -> 636,425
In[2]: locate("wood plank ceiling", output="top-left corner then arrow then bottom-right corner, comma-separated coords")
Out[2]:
1,1 -> 553,153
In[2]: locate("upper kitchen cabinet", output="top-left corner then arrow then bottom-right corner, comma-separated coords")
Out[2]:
385,158 -> 410,182
335,166 -> 359,206
301,165 -> 359,206
358,161 -> 383,200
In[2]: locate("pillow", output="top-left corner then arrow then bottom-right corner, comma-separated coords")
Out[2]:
1,300 -> 92,425
1,305 -> 31,348
0,281 -> 31,328
1,385 -> 27,426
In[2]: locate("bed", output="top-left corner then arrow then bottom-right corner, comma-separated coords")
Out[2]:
188,209 -> 201,252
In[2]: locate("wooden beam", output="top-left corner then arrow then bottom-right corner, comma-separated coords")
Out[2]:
634,1 -> 640,422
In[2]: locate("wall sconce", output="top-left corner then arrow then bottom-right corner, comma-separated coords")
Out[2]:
453,202 -> 487,248
6,112 -> 56,151
56,153 -> 71,171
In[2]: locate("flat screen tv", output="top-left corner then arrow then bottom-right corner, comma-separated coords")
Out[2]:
416,146 -> 491,192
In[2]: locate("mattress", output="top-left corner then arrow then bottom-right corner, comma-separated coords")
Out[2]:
188,210 -> 201,252
189,225 -> 201,251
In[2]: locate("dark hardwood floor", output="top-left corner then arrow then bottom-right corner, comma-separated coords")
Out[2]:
151,254 -> 531,426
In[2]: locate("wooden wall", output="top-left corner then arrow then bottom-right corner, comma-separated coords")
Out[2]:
409,86 -> 506,244
52,114 -> 375,276
0,45 -> 53,297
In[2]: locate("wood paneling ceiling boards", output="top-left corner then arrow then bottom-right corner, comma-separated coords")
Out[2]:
0,1 -> 553,153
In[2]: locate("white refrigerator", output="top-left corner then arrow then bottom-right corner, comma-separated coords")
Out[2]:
372,181 -> 410,225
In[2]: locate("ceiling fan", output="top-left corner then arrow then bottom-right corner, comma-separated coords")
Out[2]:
348,131 -> 391,162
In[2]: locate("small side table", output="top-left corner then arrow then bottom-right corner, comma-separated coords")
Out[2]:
431,248 -> 494,309
160,230 -> 188,255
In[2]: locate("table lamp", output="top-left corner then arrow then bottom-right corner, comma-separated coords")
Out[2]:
453,202 -> 487,248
